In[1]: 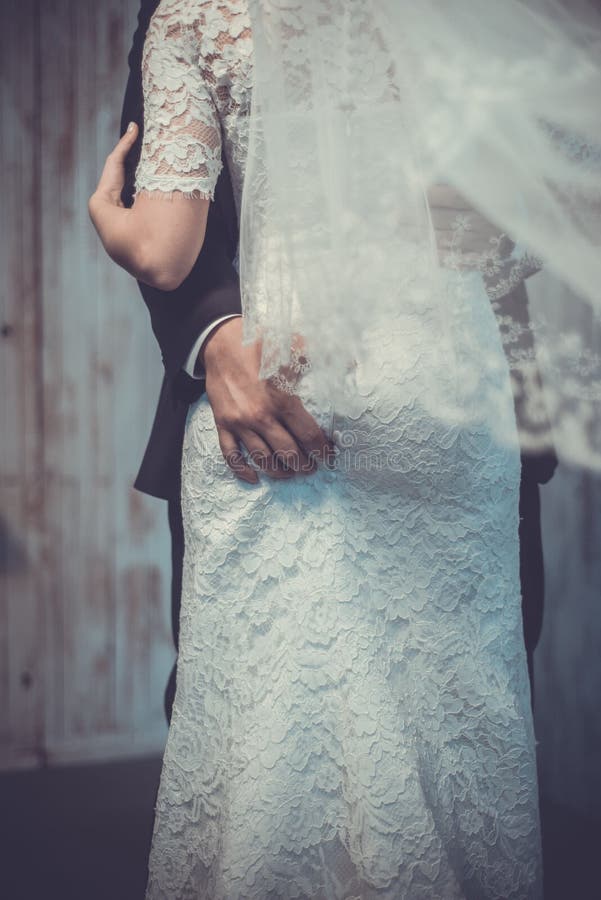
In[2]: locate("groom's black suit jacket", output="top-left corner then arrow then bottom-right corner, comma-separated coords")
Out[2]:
121,0 -> 557,711
120,0 -> 242,502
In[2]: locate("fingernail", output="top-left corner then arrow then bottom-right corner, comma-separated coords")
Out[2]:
127,122 -> 136,133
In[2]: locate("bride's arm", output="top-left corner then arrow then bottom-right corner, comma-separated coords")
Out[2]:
429,183 -> 557,477
89,9 -> 221,291
88,123 -> 209,291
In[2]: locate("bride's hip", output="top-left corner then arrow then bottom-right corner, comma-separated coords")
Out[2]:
181,388 -> 519,514
181,270 -> 518,500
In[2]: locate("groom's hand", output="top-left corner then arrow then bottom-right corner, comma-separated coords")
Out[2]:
201,317 -> 335,484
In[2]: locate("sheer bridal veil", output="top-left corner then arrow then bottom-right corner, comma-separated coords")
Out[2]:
239,0 -> 601,467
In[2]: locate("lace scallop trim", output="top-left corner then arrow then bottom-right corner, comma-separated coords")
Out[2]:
133,181 -> 217,202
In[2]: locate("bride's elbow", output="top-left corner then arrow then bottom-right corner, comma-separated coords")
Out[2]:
136,249 -> 195,292
141,267 -> 188,292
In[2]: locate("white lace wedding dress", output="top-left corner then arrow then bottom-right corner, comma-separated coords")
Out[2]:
135,2 -> 544,898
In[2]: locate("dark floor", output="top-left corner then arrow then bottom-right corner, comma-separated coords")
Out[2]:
0,757 -> 160,900
0,758 -> 599,899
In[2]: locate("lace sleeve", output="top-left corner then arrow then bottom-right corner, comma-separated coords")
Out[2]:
134,3 -> 222,200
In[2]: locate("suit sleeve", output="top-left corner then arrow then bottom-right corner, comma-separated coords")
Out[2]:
120,0 -> 242,388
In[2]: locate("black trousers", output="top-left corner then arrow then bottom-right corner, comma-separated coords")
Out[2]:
164,470 -> 544,725
164,495 -> 184,725
519,474 -> 545,714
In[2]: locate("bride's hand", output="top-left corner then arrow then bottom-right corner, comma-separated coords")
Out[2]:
201,318 -> 335,484
428,183 -> 514,264
92,122 -> 139,206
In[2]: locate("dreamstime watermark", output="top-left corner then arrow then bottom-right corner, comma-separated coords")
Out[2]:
192,426 -> 416,477
192,423 -> 515,478
188,409 -> 555,479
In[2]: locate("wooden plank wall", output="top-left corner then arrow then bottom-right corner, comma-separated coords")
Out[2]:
0,0 -> 173,769
0,0 -> 45,766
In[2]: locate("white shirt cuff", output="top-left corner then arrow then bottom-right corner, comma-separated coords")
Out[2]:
183,313 -> 242,379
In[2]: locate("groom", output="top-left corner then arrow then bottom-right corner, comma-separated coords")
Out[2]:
121,0 -> 557,724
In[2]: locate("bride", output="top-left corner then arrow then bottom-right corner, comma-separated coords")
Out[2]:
89,1 -> 601,897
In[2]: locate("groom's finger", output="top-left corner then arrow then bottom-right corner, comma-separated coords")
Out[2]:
216,425 -> 259,484
238,429 -> 294,479
261,420 -> 315,474
278,401 -> 335,466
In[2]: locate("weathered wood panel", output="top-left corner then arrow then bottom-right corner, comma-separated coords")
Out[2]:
0,0 -> 46,766
40,0 -> 173,761
1,0 -> 173,769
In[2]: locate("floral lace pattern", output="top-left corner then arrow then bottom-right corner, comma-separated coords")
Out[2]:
141,3 -> 544,898
135,0 -> 252,207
